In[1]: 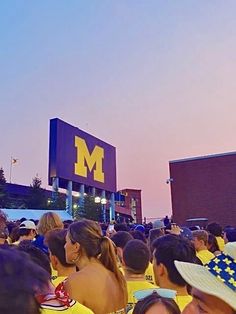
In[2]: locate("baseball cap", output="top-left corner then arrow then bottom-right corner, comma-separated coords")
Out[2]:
19,220 -> 36,230
152,219 -> 165,229
175,252 -> 236,310
134,225 -> 145,233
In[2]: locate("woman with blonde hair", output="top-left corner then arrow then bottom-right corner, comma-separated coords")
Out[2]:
34,212 -> 64,254
63,219 -> 127,314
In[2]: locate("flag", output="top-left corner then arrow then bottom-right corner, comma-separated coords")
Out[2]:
11,158 -> 18,164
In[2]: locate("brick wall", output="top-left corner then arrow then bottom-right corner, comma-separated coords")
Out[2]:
169,152 -> 236,227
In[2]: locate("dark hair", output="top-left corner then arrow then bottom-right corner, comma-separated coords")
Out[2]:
130,230 -> 147,243
225,228 -> 236,242
133,293 -> 180,314
114,223 -> 130,232
207,233 -> 220,253
18,241 -> 52,276
153,235 -> 196,287
111,231 -> 133,249
45,229 -> 71,267
0,248 -> 49,314
123,239 -> 150,274
148,228 -> 164,255
19,228 -> 33,237
68,219 -> 127,306
207,222 -> 223,237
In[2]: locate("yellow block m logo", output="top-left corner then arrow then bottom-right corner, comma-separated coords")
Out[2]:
74,136 -> 104,183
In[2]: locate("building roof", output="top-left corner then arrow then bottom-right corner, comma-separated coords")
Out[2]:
170,151 -> 236,164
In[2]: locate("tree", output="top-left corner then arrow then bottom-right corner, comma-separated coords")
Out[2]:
26,175 -> 47,209
0,168 -> 7,208
47,193 -> 66,210
74,195 -> 102,221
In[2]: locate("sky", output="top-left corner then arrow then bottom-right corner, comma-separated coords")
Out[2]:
1,1 -> 236,219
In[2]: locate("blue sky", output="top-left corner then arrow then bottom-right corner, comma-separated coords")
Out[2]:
1,1 -> 236,218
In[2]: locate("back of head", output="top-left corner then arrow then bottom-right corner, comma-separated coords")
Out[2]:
149,228 -> 164,254
45,229 -> 71,267
225,228 -> 236,243
123,239 -> 150,274
0,248 -> 49,314
114,223 -> 129,232
18,241 -> 52,276
207,222 -> 222,237
37,212 -> 63,236
111,231 -> 133,249
192,230 -> 208,246
130,230 -> 147,243
153,235 -> 196,287
207,233 -> 220,253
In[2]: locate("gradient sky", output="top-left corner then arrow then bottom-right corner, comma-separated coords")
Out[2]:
1,1 -> 236,219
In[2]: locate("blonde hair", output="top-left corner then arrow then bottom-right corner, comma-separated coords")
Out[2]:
69,219 -> 127,307
192,230 -> 208,245
37,212 -> 63,236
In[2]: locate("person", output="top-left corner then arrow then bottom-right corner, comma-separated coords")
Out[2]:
192,230 -> 215,264
224,227 -> 236,243
152,234 -> 197,311
0,248 -> 49,314
122,239 -> 158,311
64,219 -> 127,314
18,241 -> 94,314
133,292 -> 180,314
13,220 -> 37,245
45,229 -> 76,286
34,212 -> 64,254
175,251 -> 236,313
111,231 -> 133,266
207,233 -> 221,256
207,222 -> 225,251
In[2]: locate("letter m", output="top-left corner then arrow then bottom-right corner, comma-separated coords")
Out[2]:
74,136 -> 104,183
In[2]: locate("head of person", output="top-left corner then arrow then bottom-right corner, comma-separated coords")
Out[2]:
148,228 -> 165,255
130,230 -> 147,243
224,228 -> 236,243
114,223 -> 130,232
152,234 -> 197,288
133,292 -> 180,314
37,212 -> 64,236
45,228 -> 74,271
207,233 -> 220,254
65,219 -> 127,305
192,230 -> 209,251
111,231 -> 133,262
122,239 -> 150,275
18,241 -> 52,276
19,220 -> 37,240
175,252 -> 236,314
0,248 -> 50,314
207,222 -> 223,237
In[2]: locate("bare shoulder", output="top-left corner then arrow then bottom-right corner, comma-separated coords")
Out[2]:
65,271 -> 89,302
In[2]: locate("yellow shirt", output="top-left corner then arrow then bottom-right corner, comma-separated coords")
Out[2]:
175,295 -> 192,311
41,300 -> 94,314
216,236 -> 225,251
52,276 -> 67,288
197,249 -> 215,265
126,280 -> 158,311
145,262 -> 155,284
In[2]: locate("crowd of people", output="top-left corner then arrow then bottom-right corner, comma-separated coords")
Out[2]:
0,209 -> 236,314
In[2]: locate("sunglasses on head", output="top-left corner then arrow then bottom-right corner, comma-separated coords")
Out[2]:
134,288 -> 177,301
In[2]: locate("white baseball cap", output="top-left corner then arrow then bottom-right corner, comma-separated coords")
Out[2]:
19,220 -> 36,230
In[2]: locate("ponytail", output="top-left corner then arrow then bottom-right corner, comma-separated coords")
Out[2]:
100,237 -> 127,306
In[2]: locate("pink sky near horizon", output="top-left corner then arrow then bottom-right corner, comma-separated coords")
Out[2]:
1,1 -> 236,219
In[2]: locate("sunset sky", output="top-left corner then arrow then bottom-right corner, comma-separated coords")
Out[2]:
1,1 -> 236,219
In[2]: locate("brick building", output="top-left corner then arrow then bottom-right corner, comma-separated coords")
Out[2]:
169,152 -> 236,227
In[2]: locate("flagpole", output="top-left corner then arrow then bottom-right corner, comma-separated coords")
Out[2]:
10,156 -> 13,183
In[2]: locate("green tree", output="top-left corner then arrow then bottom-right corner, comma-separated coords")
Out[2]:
27,175 -> 47,209
0,168 -> 7,208
74,195 -> 102,221
47,192 -> 66,210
